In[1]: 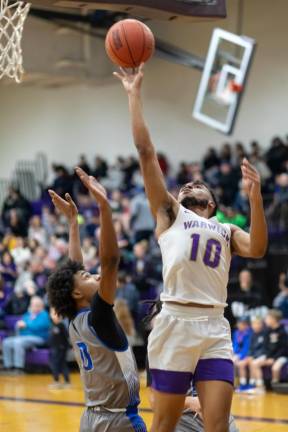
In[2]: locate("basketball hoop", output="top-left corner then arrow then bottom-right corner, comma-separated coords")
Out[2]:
0,0 -> 30,83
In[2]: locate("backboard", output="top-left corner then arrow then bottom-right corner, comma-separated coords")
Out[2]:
193,28 -> 256,134
27,0 -> 226,21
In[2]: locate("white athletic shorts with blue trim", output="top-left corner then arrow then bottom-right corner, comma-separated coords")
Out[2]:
148,303 -> 234,394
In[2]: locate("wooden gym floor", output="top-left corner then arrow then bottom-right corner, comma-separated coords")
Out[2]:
1,373 -> 288,431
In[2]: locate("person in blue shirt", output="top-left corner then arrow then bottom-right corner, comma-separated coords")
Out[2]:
2,296 -> 51,372
235,317 -> 266,391
233,317 -> 252,389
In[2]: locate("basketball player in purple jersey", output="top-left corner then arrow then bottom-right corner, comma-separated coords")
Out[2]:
115,64 -> 268,432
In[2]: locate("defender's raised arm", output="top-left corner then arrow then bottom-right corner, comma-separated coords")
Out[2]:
76,167 -> 120,305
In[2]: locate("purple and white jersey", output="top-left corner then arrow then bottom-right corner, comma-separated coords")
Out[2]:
158,205 -> 231,307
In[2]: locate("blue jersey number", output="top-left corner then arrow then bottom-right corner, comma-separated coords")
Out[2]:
76,342 -> 93,371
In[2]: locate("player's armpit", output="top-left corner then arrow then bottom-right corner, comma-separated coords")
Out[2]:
230,225 -> 265,258
138,150 -> 179,220
155,199 -> 179,239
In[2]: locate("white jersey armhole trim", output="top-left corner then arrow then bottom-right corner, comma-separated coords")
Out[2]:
158,204 -> 185,243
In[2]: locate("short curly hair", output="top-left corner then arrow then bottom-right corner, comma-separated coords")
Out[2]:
47,259 -> 84,320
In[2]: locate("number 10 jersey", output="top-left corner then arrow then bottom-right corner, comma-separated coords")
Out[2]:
158,205 -> 231,307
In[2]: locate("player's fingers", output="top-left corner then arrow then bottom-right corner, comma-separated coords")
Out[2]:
139,62 -> 145,73
65,193 -> 75,204
242,158 -> 258,174
48,189 -> 63,203
243,172 -> 260,183
48,189 -> 55,197
75,166 -> 89,183
119,67 -> 128,76
113,72 -> 124,81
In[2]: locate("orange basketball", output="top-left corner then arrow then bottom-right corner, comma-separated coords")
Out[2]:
105,19 -> 155,68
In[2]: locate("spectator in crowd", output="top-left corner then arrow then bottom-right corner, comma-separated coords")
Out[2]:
229,269 -> 263,323
81,237 -> 97,269
110,189 -> 123,214
217,162 -> 240,206
235,317 -> 266,391
11,237 -> 31,270
77,154 -> 91,175
216,206 -> 247,229
203,147 -> 220,170
265,136 -> 288,175
2,296 -> 51,372
219,143 -> 232,163
4,286 -> 33,316
116,271 -> 139,322
0,275 -> 7,318
29,259 -> 49,297
0,250 -> 17,290
268,173 -> 288,233
130,240 -> 153,295
92,156 -> 108,179
7,209 -> 29,237
114,298 -> 136,346
232,317 -> 252,365
28,215 -> 47,247
130,190 -> 154,243
51,164 -> 73,198
176,162 -> 191,186
273,272 -> 288,318
233,142 -> 247,166
13,262 -> 32,295
233,180 -> 250,216
250,309 -> 288,392
1,186 -> 31,228
157,152 -> 169,176
111,218 -> 130,251
48,308 -> 70,389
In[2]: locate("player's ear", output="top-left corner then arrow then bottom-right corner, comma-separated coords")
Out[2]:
208,200 -> 216,215
72,289 -> 83,300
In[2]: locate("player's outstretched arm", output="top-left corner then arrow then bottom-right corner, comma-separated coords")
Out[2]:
76,167 -> 120,305
48,190 -> 83,263
114,64 -> 178,223
230,158 -> 268,258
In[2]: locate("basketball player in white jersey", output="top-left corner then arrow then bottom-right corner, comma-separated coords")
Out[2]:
114,64 -> 268,432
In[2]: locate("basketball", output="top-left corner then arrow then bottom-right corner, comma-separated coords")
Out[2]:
105,19 -> 155,68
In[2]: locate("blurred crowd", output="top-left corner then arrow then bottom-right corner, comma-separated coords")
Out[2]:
0,136 -> 288,384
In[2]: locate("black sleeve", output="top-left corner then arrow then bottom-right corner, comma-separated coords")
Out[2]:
88,292 -> 128,351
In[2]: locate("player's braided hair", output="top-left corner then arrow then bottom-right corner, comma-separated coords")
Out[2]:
47,259 -> 84,320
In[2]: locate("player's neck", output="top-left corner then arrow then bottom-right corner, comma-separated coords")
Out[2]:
76,299 -> 91,311
188,206 -> 210,219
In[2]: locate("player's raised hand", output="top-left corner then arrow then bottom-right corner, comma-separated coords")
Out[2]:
75,167 -> 108,206
113,63 -> 144,94
48,190 -> 78,222
241,158 -> 261,201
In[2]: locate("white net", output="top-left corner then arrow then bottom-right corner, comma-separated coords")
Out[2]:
0,0 -> 30,83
